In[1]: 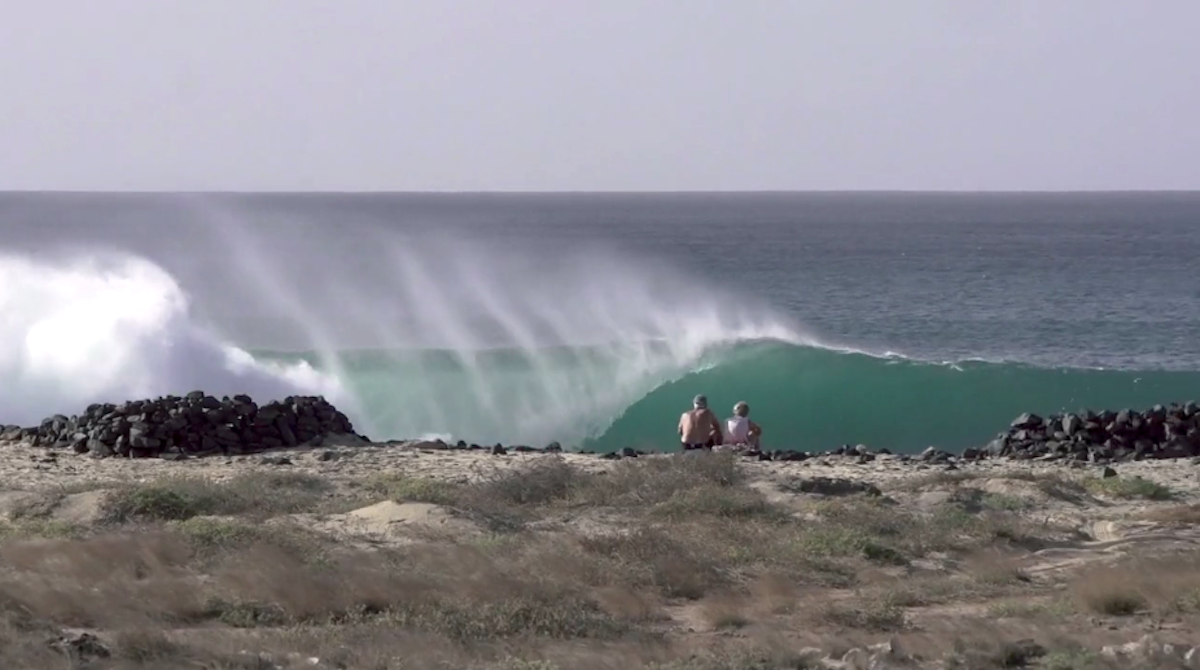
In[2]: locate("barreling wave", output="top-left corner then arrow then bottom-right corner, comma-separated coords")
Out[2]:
3,223 -> 1195,454
255,341 -> 1200,453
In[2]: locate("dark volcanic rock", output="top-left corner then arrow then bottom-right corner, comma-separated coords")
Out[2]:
2,394 -> 356,460
788,477 -> 882,497
48,631 -> 110,662
978,403 -> 1200,463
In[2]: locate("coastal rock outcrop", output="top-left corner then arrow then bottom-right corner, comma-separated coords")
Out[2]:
980,402 -> 1200,463
0,392 -> 357,459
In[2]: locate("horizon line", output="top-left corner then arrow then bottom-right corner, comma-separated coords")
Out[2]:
3,188 -> 1200,196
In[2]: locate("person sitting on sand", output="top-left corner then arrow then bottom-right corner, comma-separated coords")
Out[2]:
679,394 -> 723,451
723,401 -> 762,449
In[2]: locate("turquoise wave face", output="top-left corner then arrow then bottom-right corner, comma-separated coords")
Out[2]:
255,342 -> 1200,454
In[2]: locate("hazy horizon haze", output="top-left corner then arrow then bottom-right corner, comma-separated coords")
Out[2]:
2,1 -> 1197,192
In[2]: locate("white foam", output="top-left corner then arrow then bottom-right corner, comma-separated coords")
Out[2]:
0,251 -> 344,427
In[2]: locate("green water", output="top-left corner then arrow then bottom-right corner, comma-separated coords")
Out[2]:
260,342 -> 1200,453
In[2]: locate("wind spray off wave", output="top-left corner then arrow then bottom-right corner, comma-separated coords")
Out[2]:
0,227 -> 812,447
3,239 -> 1196,455
0,252 -> 345,427
195,220 -> 814,447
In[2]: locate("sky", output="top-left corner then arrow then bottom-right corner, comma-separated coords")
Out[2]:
1,0 -> 1198,192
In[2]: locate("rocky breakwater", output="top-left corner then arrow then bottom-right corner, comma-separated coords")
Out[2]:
0,392 -> 359,459
975,402 -> 1200,463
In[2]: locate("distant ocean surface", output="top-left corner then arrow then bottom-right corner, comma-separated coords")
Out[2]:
2,192 -> 1198,453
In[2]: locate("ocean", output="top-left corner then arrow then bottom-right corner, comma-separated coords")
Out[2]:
2,192 -> 1198,453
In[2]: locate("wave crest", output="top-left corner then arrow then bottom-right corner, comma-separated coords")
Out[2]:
0,251 -> 344,427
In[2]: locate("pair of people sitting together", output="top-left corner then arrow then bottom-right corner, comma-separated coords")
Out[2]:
678,394 -> 761,451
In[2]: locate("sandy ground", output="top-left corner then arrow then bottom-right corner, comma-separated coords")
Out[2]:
10,436 -> 1200,490
4,440 -> 1200,668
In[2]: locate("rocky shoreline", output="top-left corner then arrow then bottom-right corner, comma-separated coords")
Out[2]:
2,394 -> 1198,466
0,392 -> 357,459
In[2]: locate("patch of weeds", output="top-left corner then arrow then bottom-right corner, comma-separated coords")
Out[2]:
880,580 -> 971,607
1083,476 -> 1174,501
384,596 -> 629,641
1042,647 -> 1099,670
991,639 -> 1048,667
700,596 -> 750,630
578,527 -> 727,600
104,486 -> 197,522
819,600 -> 907,631
367,475 -> 464,506
470,457 -> 593,508
1142,503 -> 1200,525
649,485 -> 780,520
861,541 -> 908,566
485,660 -> 564,670
585,451 -> 745,507
1077,589 -> 1146,616
973,564 -> 1033,587
987,598 -> 1074,620
1032,476 -> 1089,503
465,533 -> 526,556
945,638 -> 1049,669
648,649 -> 823,670
102,472 -> 332,523
895,470 -> 986,489
170,517 -> 322,562
897,470 -> 1087,504
708,611 -> 749,630
112,630 -> 187,664
174,517 -> 263,550
980,493 -> 1030,511
1068,557 -> 1200,620
202,597 -> 288,627
1169,586 -> 1200,614
0,519 -> 84,541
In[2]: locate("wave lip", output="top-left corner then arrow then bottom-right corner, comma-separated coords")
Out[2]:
0,251 -> 344,427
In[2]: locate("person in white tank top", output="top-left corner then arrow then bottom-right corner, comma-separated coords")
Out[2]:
724,401 -> 761,448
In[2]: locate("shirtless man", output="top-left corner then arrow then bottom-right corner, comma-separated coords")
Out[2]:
678,394 -> 723,451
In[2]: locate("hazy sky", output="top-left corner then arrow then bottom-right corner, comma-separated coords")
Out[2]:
2,1 -> 1197,191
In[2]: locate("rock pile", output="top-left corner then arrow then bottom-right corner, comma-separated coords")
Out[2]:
0,392 -> 358,459
971,403 -> 1200,463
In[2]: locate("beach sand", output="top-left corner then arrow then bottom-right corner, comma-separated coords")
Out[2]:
2,440 -> 1200,668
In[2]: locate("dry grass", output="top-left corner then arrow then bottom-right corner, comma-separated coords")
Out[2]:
1141,503 -> 1200,525
0,451 -> 1194,669
364,453 -> 758,532
100,471 -> 333,523
699,594 -> 752,630
1068,556 -> 1200,617
816,599 -> 908,632
1082,476 -> 1175,501
892,469 -> 1091,504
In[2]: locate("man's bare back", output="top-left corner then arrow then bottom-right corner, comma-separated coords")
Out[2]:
679,394 -> 721,448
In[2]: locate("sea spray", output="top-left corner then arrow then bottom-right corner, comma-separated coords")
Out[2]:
6,214 -> 1195,454
185,208 -> 813,444
0,251 -> 345,427
0,218 -> 812,445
